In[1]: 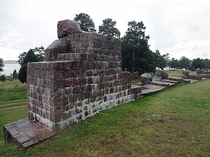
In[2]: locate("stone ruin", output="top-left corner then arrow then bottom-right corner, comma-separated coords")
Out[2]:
182,68 -> 210,80
153,69 -> 168,81
5,20 -> 208,148
195,68 -> 210,78
3,20 -> 142,147
28,20 -> 143,132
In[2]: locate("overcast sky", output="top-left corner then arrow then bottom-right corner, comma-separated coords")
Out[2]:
1,0 -> 210,61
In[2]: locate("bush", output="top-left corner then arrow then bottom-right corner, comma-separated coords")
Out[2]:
0,75 -> 5,81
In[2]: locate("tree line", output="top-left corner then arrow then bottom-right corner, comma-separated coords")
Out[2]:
0,13 -> 210,82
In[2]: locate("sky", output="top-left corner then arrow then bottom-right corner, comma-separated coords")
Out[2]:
0,0 -> 210,61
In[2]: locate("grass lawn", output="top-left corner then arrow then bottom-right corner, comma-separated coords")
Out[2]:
0,76 -> 210,156
0,80 -> 27,109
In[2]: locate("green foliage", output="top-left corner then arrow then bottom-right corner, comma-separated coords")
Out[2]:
0,75 -> 5,81
17,46 -> 45,66
179,56 -> 191,70
74,13 -> 96,33
33,46 -> 45,62
190,58 -> 205,70
121,21 -> 155,74
98,18 -> 120,38
169,57 -> 210,70
18,49 -> 37,83
203,58 -> 210,69
12,70 -> 18,79
168,57 -> 180,69
18,65 -> 27,83
17,52 -> 27,66
153,50 -> 168,69
0,58 -> 4,72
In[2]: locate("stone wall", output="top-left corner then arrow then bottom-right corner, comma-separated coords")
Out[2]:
27,31 -> 139,132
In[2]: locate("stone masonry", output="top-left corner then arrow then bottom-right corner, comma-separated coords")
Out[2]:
27,20 -> 139,133
4,20 -> 202,148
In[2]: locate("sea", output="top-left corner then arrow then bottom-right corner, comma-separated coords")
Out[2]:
1,64 -> 20,76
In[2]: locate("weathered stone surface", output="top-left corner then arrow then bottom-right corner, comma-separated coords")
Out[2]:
57,19 -> 82,39
45,38 -> 71,61
155,69 -> 162,76
4,20 -> 143,148
3,118 -> 55,148
182,70 -> 189,79
195,68 -> 201,74
140,73 -> 152,84
153,75 -> 162,81
153,70 -> 168,81
162,71 -> 168,79
27,30 -> 139,133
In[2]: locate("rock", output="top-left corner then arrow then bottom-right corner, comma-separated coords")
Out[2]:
153,75 -> 162,81
162,70 -> 168,79
153,69 -> 168,81
182,70 -> 189,76
182,70 -> 189,79
45,37 -> 71,61
155,69 -> 162,76
200,69 -> 207,74
57,19 -> 82,39
195,68 -> 201,74
140,73 -> 152,84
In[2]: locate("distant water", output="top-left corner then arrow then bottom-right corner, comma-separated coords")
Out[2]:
1,64 -> 20,76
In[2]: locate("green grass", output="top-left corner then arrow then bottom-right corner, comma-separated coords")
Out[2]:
166,70 -> 196,78
0,80 -> 27,106
0,78 -> 210,156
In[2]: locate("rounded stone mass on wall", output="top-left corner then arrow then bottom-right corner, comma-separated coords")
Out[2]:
57,19 -> 83,39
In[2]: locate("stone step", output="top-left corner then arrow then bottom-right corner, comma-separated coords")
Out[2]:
183,79 -> 198,83
3,118 -> 55,148
200,74 -> 210,78
151,81 -> 175,87
161,79 -> 179,85
167,77 -> 183,84
141,84 -> 165,96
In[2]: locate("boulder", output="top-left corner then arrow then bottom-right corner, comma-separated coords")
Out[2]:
57,19 -> 82,39
140,73 -> 152,84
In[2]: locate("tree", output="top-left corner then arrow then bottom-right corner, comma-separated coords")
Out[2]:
0,75 -> 5,81
121,21 -> 155,75
168,58 -> 179,70
190,58 -> 205,70
179,56 -> 191,70
203,58 -> 210,69
33,46 -> 45,62
17,52 -> 27,66
18,49 -> 37,83
12,69 -> 18,79
153,50 -> 168,69
74,13 -> 96,33
98,18 -> 121,38
18,46 -> 45,66
0,58 -> 4,72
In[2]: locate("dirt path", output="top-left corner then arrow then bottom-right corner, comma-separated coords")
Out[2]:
0,103 -> 27,110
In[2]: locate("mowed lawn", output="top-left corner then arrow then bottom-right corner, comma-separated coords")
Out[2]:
0,75 -> 210,156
